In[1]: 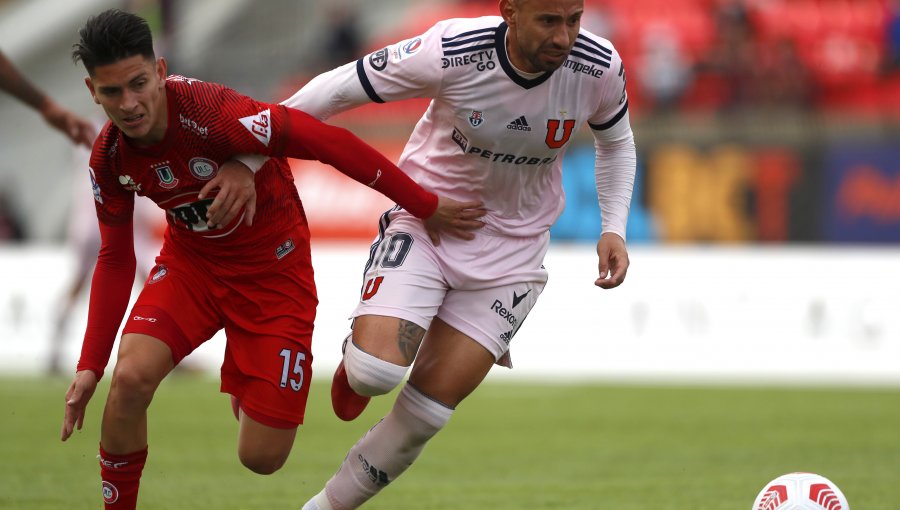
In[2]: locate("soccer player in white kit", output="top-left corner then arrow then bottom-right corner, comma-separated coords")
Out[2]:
239,0 -> 636,507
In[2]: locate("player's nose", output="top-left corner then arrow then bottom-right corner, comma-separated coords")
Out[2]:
119,89 -> 139,112
550,24 -> 576,50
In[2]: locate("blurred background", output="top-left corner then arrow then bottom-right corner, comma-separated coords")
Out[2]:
0,0 -> 898,383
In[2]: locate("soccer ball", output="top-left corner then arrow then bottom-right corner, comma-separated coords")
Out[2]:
752,472 -> 849,510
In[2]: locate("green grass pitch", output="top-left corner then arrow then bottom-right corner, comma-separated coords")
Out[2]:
2,375 -> 899,509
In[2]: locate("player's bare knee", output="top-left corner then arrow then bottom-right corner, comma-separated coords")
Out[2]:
344,340 -> 408,396
238,448 -> 288,475
107,364 -> 158,412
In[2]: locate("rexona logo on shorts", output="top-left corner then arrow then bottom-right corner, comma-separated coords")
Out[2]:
491,299 -> 517,328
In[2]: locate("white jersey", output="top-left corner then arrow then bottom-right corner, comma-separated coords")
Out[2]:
284,16 -> 635,238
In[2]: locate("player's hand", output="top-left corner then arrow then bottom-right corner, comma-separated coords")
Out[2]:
424,196 -> 487,246
40,99 -> 96,148
199,160 -> 257,229
61,369 -> 99,441
595,232 -> 629,289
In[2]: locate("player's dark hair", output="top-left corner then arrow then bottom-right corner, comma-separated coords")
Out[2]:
72,9 -> 155,75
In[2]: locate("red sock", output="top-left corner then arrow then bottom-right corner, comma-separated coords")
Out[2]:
98,445 -> 148,509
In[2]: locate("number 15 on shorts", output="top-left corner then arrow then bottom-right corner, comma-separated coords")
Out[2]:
279,348 -> 306,391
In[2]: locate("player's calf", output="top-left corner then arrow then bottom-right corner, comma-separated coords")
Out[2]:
235,406 -> 298,475
317,383 -> 454,509
98,445 -> 148,510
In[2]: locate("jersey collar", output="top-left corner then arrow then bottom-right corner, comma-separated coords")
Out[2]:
495,22 -> 555,90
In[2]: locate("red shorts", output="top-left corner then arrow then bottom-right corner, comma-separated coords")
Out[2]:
123,231 -> 317,428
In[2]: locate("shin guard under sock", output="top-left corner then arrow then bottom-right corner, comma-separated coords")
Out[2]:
98,445 -> 148,509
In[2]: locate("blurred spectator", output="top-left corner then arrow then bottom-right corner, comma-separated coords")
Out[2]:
714,0 -> 750,32
636,24 -> 692,112
887,0 -> 900,71
749,37 -> 813,110
318,5 -> 363,72
695,0 -> 756,111
0,50 -> 95,147
0,184 -> 25,242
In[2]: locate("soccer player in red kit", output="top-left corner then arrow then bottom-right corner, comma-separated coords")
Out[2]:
58,9 -> 485,510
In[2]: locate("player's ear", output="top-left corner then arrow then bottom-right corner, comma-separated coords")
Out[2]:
500,0 -> 516,25
84,77 -> 100,105
155,57 -> 167,82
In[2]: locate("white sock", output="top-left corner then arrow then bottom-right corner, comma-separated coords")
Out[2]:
323,384 -> 453,509
344,340 -> 408,396
300,489 -> 333,510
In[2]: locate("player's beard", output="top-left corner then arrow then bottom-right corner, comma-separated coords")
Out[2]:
529,45 -> 570,72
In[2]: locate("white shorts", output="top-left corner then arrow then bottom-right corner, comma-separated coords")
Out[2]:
352,208 -> 550,367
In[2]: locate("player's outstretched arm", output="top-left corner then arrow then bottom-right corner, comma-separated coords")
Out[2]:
39,98 -> 97,148
424,196 -> 487,246
273,107 -> 435,219
595,232 -> 629,289
61,369 -> 98,441
275,108 -> 490,238
0,50 -> 96,148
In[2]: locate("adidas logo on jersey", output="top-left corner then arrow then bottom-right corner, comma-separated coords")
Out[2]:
506,116 -> 532,131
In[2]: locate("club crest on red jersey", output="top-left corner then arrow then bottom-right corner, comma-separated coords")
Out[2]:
153,163 -> 179,189
189,157 -> 218,180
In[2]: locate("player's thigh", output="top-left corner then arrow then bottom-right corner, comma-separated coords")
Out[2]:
352,227 -> 447,364
220,256 -> 317,428
409,318 -> 496,408
123,258 -> 223,365
351,314 -> 430,366
437,273 -> 546,368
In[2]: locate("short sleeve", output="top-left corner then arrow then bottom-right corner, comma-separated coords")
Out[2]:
355,23 -> 446,103
587,43 -> 630,132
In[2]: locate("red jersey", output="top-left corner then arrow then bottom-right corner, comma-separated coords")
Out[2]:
78,75 -> 438,378
90,76 -> 306,272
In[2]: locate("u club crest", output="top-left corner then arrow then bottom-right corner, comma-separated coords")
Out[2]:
154,165 -> 179,189
468,110 -> 484,128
